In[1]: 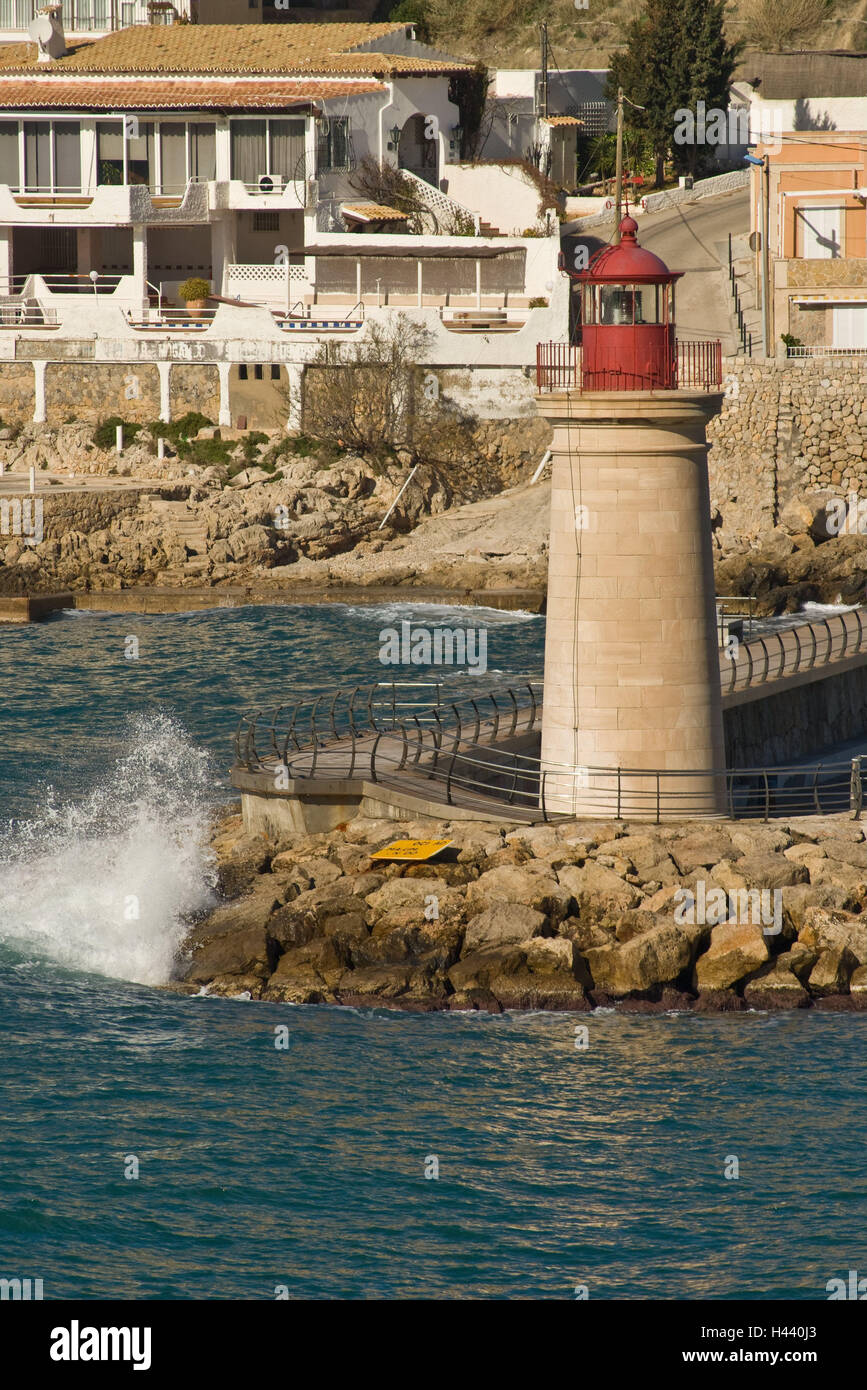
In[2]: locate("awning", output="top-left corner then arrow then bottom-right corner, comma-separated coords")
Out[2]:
792,294 -> 867,305
341,203 -> 410,223
287,243 -> 523,258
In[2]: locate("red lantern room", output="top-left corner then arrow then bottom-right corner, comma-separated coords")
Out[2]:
577,216 -> 682,390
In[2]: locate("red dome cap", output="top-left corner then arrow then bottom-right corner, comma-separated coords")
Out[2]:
579,216 -> 682,285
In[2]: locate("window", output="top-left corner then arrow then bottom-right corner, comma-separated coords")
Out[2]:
160,124 -> 186,194
254,364 -> 263,380
0,123 -> 18,189
231,117 -> 305,186
231,119 -> 266,184
796,205 -> 843,259
97,120 -> 156,188
271,365 -> 281,380
316,116 -> 350,173
189,123 -> 216,182
253,211 -> 280,233
238,364 -> 248,380
21,120 -> 81,193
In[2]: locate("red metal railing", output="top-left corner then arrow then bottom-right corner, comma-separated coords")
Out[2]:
536,340 -> 722,392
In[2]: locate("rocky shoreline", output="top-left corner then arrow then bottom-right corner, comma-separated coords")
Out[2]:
170,806 -> 867,1014
7,420 -> 867,612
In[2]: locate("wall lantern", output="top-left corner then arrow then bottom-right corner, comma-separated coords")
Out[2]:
449,124 -> 463,153
387,123 -> 401,151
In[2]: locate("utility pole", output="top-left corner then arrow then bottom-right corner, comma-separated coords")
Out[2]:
613,86 -> 624,242
744,151 -> 771,356
761,152 -> 771,355
539,21 -> 548,120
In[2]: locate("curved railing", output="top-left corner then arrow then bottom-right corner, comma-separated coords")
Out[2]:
234,679 -> 543,780
723,609 -> 867,696
233,676 -> 867,822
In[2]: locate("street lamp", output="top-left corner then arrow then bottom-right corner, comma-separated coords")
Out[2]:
744,151 -> 770,357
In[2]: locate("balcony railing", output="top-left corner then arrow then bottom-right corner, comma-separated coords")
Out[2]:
536,340 -> 723,391
0,0 -> 188,30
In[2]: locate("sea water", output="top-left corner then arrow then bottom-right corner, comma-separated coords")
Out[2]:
1,604 -> 866,1300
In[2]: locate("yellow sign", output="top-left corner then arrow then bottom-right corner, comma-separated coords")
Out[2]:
370,838 -> 454,862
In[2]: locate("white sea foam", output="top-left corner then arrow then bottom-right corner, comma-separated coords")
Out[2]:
0,713 -> 217,986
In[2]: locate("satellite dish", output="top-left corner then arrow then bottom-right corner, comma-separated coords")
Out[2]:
748,231 -> 761,252
28,14 -> 54,43
28,10 -> 66,60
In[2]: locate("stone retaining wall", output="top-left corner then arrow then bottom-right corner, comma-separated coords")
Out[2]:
708,355 -> 867,543
724,662 -> 867,766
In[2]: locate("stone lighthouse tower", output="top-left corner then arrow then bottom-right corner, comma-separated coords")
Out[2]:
537,216 -> 725,818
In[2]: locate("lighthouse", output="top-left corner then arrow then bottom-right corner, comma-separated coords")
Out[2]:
537,216 -> 725,818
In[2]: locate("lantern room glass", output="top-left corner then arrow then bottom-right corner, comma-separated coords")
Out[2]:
582,281 -> 674,326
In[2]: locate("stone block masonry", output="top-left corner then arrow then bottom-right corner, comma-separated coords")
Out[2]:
724,659 -> 867,767
707,356 -> 867,543
169,365 -> 220,423
46,364 -> 161,425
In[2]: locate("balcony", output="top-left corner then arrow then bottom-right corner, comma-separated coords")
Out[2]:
209,178 -> 311,214
0,180 -> 210,225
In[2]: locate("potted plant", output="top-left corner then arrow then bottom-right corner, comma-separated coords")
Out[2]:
178,276 -> 211,319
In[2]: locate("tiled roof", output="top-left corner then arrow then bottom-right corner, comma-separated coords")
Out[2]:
0,24 -> 473,76
541,115 -> 584,126
0,76 -> 385,109
342,202 -> 410,221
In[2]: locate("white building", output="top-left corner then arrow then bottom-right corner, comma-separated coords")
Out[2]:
0,17 -> 566,428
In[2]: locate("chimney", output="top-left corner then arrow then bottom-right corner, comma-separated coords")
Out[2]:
28,5 -> 67,63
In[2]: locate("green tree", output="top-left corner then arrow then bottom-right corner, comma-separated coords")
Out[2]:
608,0 -> 740,186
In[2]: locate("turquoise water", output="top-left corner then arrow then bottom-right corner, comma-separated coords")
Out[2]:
2,604 -> 867,1300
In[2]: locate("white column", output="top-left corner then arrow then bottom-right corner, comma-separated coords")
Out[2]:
284,363 -> 303,431
475,258 -> 481,309
356,257 -> 361,305
417,258 -> 422,308
132,223 -> 148,315
217,360 -> 231,428
157,360 -> 171,423
33,359 -> 46,424
211,215 -> 236,297
0,227 -> 11,293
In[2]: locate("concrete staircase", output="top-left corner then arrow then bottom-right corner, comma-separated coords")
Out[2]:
148,499 -> 209,556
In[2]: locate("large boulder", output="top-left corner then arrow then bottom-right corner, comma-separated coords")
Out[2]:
556,862 -> 640,916
463,904 -> 547,952
185,921 -> 279,985
465,865 -> 573,922
449,940 -> 588,1011
799,906 -> 867,965
594,833 -> 670,877
743,964 -> 811,1010
584,920 -> 706,996
817,838 -> 867,871
807,946 -> 859,996
670,831 -> 736,874
694,922 -> 769,991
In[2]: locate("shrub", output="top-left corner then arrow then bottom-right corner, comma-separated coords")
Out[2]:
178,277 -> 211,302
528,296 -> 549,308
176,437 -> 232,466
149,412 -> 213,447
92,416 -> 143,449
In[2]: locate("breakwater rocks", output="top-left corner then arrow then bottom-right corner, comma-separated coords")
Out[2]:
172,808 -> 867,1014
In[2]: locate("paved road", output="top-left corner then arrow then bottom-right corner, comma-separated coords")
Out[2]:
563,188 -> 750,353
